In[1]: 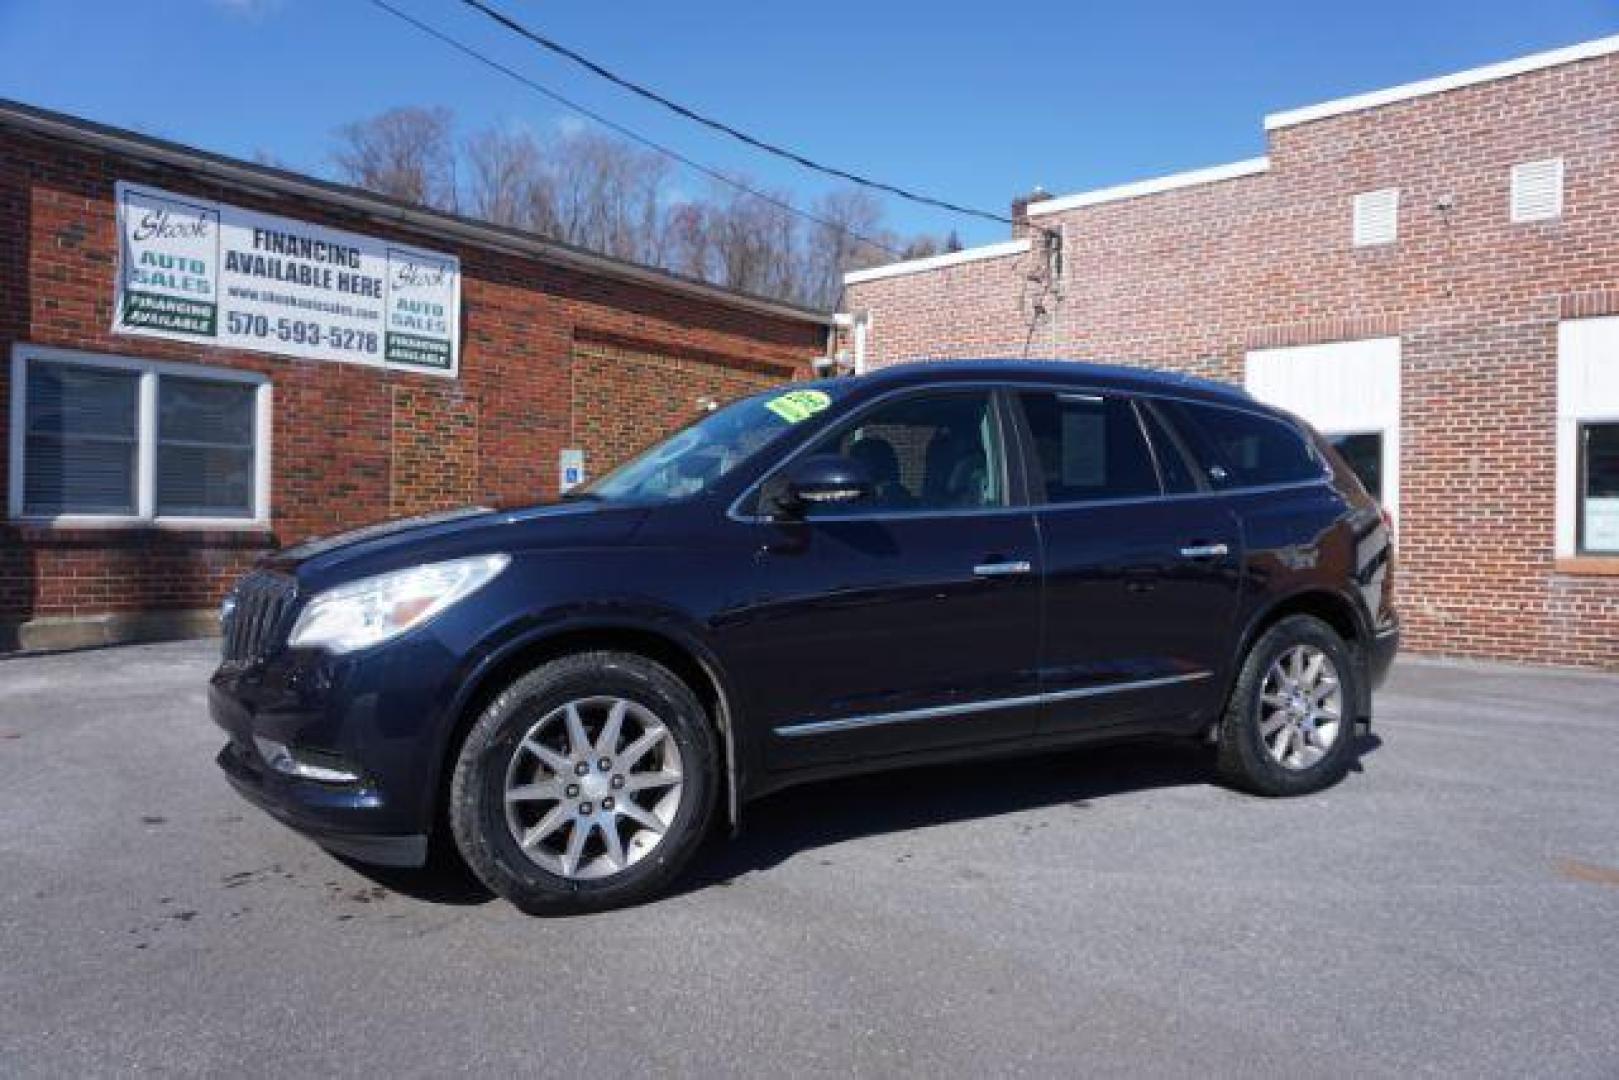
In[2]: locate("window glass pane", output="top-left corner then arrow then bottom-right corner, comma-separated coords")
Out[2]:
158,376 -> 256,445
1138,402 -> 1199,494
23,362 -> 139,515
1581,423 -> 1619,554
1020,392 -> 1159,503
156,376 -> 256,517
1167,400 -> 1321,487
26,362 -> 139,438
1329,431 -> 1383,501
809,392 -> 1003,515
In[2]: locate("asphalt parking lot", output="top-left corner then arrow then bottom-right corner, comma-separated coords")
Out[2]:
2,640 -> 1617,1077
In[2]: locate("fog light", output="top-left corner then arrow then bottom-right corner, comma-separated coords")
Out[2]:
253,736 -> 360,784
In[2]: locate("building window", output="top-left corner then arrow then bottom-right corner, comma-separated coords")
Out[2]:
1579,423 -> 1619,554
1327,431 -> 1383,501
22,362 -> 141,516
1510,158 -> 1563,223
1557,317 -> 1619,563
1352,188 -> 1399,247
9,346 -> 270,525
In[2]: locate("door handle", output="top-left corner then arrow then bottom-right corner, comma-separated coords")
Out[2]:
973,560 -> 1032,577
1178,543 -> 1230,559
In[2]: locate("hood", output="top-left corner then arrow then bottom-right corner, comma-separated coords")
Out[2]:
264,499 -> 649,587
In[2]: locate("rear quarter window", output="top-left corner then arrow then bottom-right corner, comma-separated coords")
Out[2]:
1164,400 -> 1323,488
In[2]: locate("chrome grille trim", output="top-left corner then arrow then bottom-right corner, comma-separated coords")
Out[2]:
222,571 -> 296,663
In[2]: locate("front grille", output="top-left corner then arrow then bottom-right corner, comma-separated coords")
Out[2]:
222,570 -> 297,664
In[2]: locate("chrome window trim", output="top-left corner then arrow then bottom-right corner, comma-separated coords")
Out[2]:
773,670 -> 1213,738
727,377 -> 1331,525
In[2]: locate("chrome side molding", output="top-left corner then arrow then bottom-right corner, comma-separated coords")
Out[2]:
774,671 -> 1213,738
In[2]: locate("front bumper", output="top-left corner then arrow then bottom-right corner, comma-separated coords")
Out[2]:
207,635 -> 467,868
215,739 -> 427,867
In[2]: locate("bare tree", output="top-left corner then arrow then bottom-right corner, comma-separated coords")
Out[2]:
463,127 -> 543,228
325,107 -> 947,309
332,106 -> 458,211
799,188 -> 892,309
899,236 -> 942,261
537,130 -> 670,264
663,200 -> 716,281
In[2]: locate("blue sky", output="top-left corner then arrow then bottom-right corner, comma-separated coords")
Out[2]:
1,0 -> 1614,246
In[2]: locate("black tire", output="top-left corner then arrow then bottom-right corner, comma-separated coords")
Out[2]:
449,651 -> 718,915
1215,614 -> 1361,796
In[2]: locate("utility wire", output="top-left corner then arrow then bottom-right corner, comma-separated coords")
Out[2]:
362,0 -> 906,257
459,0 -> 1016,227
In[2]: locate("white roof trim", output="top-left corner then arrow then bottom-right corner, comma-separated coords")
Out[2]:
1265,34 -> 1619,130
1025,157 -> 1271,217
843,239 -> 1030,285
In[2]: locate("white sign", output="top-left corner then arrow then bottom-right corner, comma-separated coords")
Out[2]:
114,181 -> 461,377
559,448 -> 586,493
1585,496 -> 1619,552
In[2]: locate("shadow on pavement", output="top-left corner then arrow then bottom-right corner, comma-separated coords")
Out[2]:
337,733 -> 1383,907
334,844 -> 494,905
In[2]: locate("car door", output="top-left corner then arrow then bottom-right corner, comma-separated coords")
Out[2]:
728,387 -> 1043,771
1012,389 -> 1242,734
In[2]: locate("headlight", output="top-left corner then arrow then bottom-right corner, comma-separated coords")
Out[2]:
287,554 -> 510,654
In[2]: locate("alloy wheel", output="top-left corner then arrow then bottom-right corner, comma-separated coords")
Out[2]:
1257,644 -> 1343,770
503,696 -> 684,880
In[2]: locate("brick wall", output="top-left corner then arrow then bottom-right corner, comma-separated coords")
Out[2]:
844,50 -> 1619,668
569,334 -> 797,474
0,128 -> 822,639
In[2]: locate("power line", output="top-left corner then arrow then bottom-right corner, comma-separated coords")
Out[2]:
361,0 -> 906,257
459,0 -> 1016,228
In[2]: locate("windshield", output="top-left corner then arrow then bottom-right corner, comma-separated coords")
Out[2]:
579,385 -> 840,502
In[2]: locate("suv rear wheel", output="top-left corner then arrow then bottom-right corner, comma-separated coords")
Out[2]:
449,651 -> 718,914
1215,614 -> 1360,796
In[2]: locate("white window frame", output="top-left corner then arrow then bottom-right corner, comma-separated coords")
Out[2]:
1556,317 -> 1619,558
8,344 -> 272,529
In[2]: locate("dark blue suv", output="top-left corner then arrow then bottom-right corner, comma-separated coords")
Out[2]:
211,360 -> 1398,913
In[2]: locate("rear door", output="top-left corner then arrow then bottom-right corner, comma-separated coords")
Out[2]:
1013,389 -> 1242,734
729,388 -> 1044,771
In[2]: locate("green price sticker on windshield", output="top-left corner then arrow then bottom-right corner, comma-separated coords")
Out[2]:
764,389 -> 832,424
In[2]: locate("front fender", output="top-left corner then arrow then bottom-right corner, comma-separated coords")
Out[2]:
429,602 -> 749,832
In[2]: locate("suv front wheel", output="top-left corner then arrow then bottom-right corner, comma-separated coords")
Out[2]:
449,651 -> 718,914
1215,614 -> 1361,796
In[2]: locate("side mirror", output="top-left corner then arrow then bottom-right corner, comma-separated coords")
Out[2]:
774,454 -> 875,517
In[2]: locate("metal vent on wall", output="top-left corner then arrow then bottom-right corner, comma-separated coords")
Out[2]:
1510,158 -> 1564,222
1352,188 -> 1399,247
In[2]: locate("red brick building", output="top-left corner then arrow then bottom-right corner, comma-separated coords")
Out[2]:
0,101 -> 829,650
840,36 -> 1619,670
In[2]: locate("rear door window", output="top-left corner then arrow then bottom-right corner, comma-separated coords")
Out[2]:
1162,399 -> 1323,489
1017,392 -> 1160,504
1137,401 -> 1200,495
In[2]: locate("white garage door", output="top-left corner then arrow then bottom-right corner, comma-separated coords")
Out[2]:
1245,337 -> 1401,521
